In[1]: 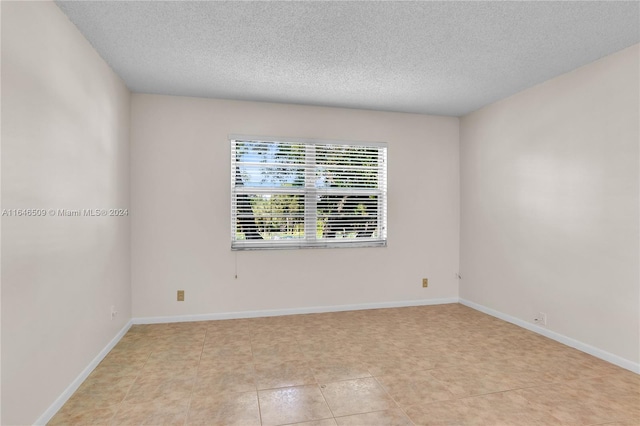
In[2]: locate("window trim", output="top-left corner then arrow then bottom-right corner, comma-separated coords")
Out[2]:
230,134 -> 387,250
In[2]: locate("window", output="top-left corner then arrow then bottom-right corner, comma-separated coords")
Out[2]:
231,135 -> 387,250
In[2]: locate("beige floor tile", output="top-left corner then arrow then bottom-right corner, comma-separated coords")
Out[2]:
335,408 -> 413,426
600,422 -> 640,426
428,365 -> 514,397
205,328 -> 251,339
320,377 -> 396,417
123,375 -> 195,404
517,378 -> 640,424
200,351 -> 254,365
97,352 -> 149,371
255,359 -> 317,390
193,366 -> 256,394
147,344 -> 203,358
300,341 -> 347,360
198,355 -> 254,372
48,400 -> 118,426
544,400 -> 626,425
403,398 -> 480,425
72,366 -> 137,402
290,418 -> 338,426
363,352 -> 435,377
64,385 -> 129,410
252,341 -> 305,364
310,356 -> 372,383
463,391 -> 567,424
110,399 -> 190,425
376,371 -> 455,406
141,359 -> 199,380
566,373 -> 640,403
49,304 -> 638,426
258,385 -> 333,426
250,331 -> 299,346
186,390 -> 261,425
86,364 -> 140,384
201,341 -> 253,359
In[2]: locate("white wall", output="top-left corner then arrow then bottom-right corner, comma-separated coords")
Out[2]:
1,2 -> 131,424
131,95 -> 459,318
460,45 -> 639,366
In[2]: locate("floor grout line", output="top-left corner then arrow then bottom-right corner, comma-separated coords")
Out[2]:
48,305 -> 639,425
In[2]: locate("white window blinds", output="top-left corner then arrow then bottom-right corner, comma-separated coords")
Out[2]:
231,136 -> 387,250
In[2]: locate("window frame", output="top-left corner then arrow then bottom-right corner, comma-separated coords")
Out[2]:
230,135 -> 387,250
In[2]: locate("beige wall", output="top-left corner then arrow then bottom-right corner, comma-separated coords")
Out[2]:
131,95 -> 460,318
460,45 -> 640,365
1,2 -> 131,424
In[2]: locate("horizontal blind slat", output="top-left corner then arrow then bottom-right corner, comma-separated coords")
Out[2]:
231,138 -> 387,250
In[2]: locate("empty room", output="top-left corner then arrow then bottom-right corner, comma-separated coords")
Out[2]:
1,1 -> 638,425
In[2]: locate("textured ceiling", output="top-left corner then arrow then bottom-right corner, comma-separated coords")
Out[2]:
55,1 -> 639,116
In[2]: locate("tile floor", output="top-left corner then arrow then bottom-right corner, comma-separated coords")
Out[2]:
49,303 -> 639,425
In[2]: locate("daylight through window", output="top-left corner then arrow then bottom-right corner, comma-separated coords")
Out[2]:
231,136 -> 387,250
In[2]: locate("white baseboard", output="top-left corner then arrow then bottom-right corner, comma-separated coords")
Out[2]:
132,297 -> 460,325
34,320 -> 133,426
459,298 -> 640,374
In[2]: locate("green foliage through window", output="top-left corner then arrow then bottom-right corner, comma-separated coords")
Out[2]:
231,137 -> 387,250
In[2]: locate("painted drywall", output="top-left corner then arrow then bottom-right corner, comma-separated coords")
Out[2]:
131,95 -> 459,318
1,2 -> 131,424
460,45 -> 640,365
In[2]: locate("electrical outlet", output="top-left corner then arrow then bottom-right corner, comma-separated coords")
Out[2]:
110,305 -> 118,320
177,290 -> 185,301
534,312 -> 547,326
422,278 -> 428,288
